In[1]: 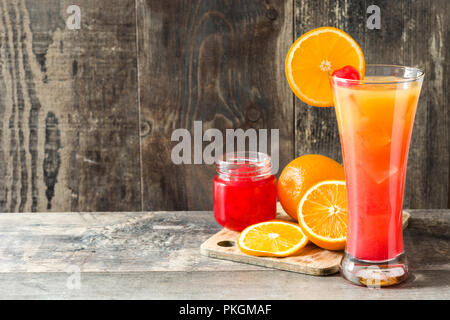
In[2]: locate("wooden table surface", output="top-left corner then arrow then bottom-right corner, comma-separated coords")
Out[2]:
0,209 -> 448,300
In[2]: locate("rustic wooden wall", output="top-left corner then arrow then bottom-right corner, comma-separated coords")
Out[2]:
0,0 -> 448,212
137,0 -> 294,210
0,0 -> 141,212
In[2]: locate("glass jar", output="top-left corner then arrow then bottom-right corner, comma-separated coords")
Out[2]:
213,151 -> 277,231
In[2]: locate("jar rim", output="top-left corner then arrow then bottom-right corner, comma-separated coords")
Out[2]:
217,151 -> 271,166
216,151 -> 272,179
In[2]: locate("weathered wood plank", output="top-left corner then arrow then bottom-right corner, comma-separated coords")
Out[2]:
294,0 -> 449,208
0,269 -> 449,300
400,0 -> 449,209
0,210 -> 447,273
137,0 -> 294,211
0,209 -> 448,299
0,211 -> 265,272
0,0 -> 141,212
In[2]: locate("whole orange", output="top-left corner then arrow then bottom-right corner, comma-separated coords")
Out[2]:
278,154 -> 345,221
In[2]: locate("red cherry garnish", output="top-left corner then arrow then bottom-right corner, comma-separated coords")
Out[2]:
332,65 -> 361,80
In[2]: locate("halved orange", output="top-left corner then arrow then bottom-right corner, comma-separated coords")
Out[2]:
297,180 -> 348,250
238,220 -> 309,257
285,27 -> 365,107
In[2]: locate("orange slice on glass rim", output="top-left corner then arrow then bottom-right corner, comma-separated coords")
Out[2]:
285,27 -> 365,107
238,220 -> 309,257
297,180 -> 348,250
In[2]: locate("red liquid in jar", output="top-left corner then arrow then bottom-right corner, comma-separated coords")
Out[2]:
213,170 -> 277,232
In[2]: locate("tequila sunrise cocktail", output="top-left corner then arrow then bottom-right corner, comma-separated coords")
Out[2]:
282,27 -> 426,286
332,65 -> 424,285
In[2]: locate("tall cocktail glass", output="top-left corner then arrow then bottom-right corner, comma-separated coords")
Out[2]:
331,65 -> 424,287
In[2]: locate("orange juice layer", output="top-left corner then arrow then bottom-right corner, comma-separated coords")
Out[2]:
333,78 -> 420,261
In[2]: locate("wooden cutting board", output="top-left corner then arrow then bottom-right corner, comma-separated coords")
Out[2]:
200,203 -> 410,276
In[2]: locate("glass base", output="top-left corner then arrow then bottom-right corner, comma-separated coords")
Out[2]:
340,252 -> 408,287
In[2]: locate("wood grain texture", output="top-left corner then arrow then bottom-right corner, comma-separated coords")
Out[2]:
294,0 -> 449,208
1,269 -> 449,300
0,211 -> 261,272
0,0 -> 447,212
137,0 -> 294,211
0,209 -> 447,299
0,0 -> 141,212
399,0 -> 449,209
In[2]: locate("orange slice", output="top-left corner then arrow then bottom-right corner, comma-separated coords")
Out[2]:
297,180 -> 348,250
238,220 -> 309,257
285,27 -> 365,107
